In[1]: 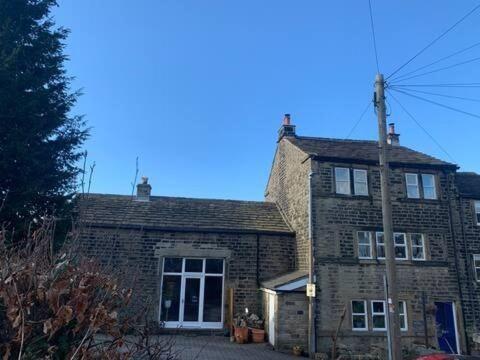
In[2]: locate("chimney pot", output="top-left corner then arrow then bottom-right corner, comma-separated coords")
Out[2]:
387,122 -> 400,146
136,176 -> 152,201
278,113 -> 296,141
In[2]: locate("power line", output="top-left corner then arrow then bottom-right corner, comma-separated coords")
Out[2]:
345,100 -> 372,139
368,0 -> 380,73
390,56 -> 480,83
390,40 -> 480,83
389,86 -> 480,103
389,87 -> 480,120
386,3 -> 480,80
387,90 -> 456,163
391,83 -> 480,88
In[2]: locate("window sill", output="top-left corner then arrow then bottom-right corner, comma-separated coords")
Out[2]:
398,197 -> 442,204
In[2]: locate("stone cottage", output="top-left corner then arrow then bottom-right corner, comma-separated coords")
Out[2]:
79,115 -> 479,356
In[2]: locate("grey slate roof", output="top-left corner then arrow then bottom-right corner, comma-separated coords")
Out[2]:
287,136 -> 455,167
261,270 -> 308,290
456,172 -> 480,199
78,194 -> 293,234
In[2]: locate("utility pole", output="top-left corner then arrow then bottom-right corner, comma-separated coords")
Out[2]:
308,172 -> 316,358
375,73 -> 402,360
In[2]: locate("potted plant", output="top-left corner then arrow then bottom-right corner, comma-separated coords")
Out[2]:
247,313 -> 265,343
233,314 -> 249,344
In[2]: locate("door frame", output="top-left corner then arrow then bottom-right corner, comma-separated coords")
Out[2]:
435,301 -> 461,355
159,257 -> 224,329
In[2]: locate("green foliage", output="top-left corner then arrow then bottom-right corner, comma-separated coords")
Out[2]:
0,0 -> 89,231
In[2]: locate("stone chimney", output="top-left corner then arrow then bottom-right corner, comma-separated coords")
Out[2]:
387,123 -> 400,146
136,176 -> 151,201
278,114 -> 296,141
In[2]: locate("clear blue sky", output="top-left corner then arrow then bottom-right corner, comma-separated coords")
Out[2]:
54,0 -> 480,200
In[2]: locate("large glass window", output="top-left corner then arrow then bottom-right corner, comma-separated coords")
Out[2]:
352,300 -> 367,331
422,174 -> 437,199
335,167 -> 351,195
161,258 -> 224,327
406,173 -> 420,199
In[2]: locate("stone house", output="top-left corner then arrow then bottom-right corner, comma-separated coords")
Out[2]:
79,116 -> 479,356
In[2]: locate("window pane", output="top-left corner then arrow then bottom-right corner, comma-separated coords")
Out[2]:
399,302 -> 407,330
373,315 -> 386,329
423,186 -> 437,200
335,168 -> 351,195
412,234 -> 425,260
354,169 -> 367,182
406,173 -> 418,185
335,168 -> 349,181
422,174 -> 434,187
352,301 -> 365,313
355,183 -> 368,196
376,232 -> 385,258
353,170 -> 368,196
407,185 -> 420,199
203,276 -> 223,322
185,259 -> 203,272
164,258 -> 182,273
353,315 -> 366,329
394,233 -> 407,259
206,259 -> 223,274
372,301 -> 384,313
475,201 -> 480,224
160,275 -> 181,321
394,233 -> 406,245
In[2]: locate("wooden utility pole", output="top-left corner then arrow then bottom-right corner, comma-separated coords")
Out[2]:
375,73 -> 402,360
308,172 -> 316,358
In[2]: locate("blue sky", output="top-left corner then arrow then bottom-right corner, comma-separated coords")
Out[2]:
54,1 -> 480,200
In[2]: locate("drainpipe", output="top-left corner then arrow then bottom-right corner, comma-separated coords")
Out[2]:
308,172 -> 316,358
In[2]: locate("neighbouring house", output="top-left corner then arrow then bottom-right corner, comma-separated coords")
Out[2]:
78,115 -> 480,356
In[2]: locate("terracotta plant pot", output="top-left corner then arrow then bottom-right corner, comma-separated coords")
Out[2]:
292,346 -> 302,356
234,326 -> 249,344
250,328 -> 265,343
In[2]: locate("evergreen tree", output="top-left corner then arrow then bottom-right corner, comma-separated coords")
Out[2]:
0,0 -> 88,232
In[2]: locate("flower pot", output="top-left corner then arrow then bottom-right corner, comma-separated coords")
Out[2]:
250,328 -> 265,343
292,347 -> 303,356
234,326 -> 249,344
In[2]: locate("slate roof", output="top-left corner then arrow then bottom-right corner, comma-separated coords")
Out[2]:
287,136 -> 456,167
261,270 -> 308,291
78,194 -> 293,234
456,172 -> 480,199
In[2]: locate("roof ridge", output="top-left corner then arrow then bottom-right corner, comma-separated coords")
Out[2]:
294,135 -> 377,143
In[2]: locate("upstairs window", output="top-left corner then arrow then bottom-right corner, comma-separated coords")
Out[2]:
399,301 -> 408,331
405,173 -> 437,199
371,301 -> 386,331
474,255 -> 480,281
354,169 -> 369,196
357,231 -> 373,259
422,174 -> 437,199
394,233 -> 408,260
406,173 -> 420,199
335,168 -> 351,195
335,167 -> 369,196
376,232 -> 385,259
351,300 -> 368,331
411,234 -> 426,260
475,201 -> 480,226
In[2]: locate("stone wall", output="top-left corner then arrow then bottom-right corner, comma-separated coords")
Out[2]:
265,138 -> 311,270
79,226 -> 295,321
310,160 -> 465,354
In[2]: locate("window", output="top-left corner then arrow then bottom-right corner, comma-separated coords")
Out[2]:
352,300 -> 367,330
473,255 -> 480,281
376,232 -> 385,259
475,201 -> 480,226
394,233 -> 408,260
357,231 -> 373,259
354,169 -> 368,196
411,234 -> 426,260
371,301 -> 386,331
399,301 -> 408,331
422,174 -> 437,199
406,173 -> 420,199
335,168 -> 351,195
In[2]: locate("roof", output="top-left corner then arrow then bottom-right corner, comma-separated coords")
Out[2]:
456,172 -> 480,199
77,194 -> 293,235
287,136 -> 456,168
261,270 -> 308,291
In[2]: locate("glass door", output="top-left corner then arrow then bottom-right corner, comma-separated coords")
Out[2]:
182,277 -> 201,323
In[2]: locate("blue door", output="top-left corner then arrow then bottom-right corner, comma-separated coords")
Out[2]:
435,302 -> 458,354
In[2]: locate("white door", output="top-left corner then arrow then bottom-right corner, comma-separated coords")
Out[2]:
268,293 -> 276,347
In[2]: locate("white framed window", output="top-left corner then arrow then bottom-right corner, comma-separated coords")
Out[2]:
473,255 -> 480,281
394,233 -> 408,260
399,301 -> 408,331
475,201 -> 480,226
406,173 -> 420,199
354,169 -> 368,196
357,231 -> 373,259
351,300 -> 368,331
371,301 -> 387,331
422,174 -> 437,199
376,232 -> 385,259
335,167 -> 351,195
411,234 -> 426,260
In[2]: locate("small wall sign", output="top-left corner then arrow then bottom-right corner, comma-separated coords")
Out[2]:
306,283 -> 316,297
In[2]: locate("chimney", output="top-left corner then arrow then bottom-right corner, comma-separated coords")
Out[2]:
387,123 -> 400,146
136,176 -> 151,201
278,113 -> 296,141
